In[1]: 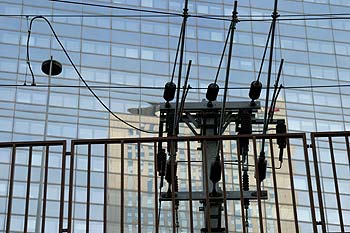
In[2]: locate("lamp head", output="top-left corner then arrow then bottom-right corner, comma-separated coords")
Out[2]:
41,58 -> 62,76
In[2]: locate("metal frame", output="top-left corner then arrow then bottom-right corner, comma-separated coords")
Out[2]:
311,131 -> 350,233
1,132 -> 350,232
0,140 -> 66,233
67,133 -> 308,233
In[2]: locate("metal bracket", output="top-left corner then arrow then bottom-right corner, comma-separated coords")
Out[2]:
160,190 -> 268,201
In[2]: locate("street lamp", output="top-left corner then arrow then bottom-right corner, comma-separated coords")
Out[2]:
41,56 -> 62,76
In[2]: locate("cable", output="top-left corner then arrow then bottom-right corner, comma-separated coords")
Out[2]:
267,59 -> 284,123
170,21 -> 185,83
2,83 -> 350,90
0,13 -> 180,18
49,0 -> 350,22
214,26 -> 232,84
239,16 -> 350,22
4,12 -> 350,18
3,14 -> 350,23
3,12 -> 350,22
50,0 -> 182,16
26,16 -> 157,134
256,23 -> 273,82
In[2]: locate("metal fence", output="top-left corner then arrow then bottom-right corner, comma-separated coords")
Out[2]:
0,140 -> 66,233
0,132 -> 349,232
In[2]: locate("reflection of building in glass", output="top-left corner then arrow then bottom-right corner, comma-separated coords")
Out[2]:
0,0 -> 349,232
107,101 -> 299,233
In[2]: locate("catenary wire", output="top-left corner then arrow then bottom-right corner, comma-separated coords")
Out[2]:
26,16 -> 157,134
5,11 -> 350,18
1,84 -> 350,90
46,0 -> 350,22
0,14 -> 179,18
50,0 -> 182,16
214,25 -> 231,84
2,14 -> 350,22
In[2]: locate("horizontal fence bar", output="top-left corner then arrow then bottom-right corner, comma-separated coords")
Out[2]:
311,131 -> 350,137
0,140 -> 66,148
71,133 -> 306,145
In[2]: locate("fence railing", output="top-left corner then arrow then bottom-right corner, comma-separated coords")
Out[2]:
0,132 -> 349,232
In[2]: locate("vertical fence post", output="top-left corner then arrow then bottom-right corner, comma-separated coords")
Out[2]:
41,145 -> 50,233
310,134 -> 326,232
104,143 -> 108,233
24,146 -> 33,233
328,137 -> 345,232
5,145 -> 16,233
120,142 -> 124,233
86,144 -> 91,233
252,137 -> 264,233
269,139 -> 281,233
186,140 -> 194,233
137,142 -> 141,233
68,142 -> 75,233
153,142 -> 159,233
59,142 -> 67,233
236,139 -> 246,233
286,140 -> 300,233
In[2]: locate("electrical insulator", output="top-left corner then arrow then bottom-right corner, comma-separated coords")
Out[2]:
240,110 -> 252,135
175,176 -> 179,206
276,120 -> 287,162
249,80 -> 262,101
206,83 -> 220,102
209,159 -> 222,195
157,149 -> 167,176
163,81 -> 176,102
276,120 -> 287,138
165,159 -> 177,196
243,171 -> 249,191
243,171 -> 250,207
257,153 -> 267,183
238,110 -> 252,155
165,159 -> 177,185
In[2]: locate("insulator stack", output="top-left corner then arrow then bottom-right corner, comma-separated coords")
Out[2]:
276,120 -> 287,162
209,159 -> 222,185
243,171 -> 249,191
257,153 -> 267,183
175,176 -> 179,205
209,159 -> 222,195
163,81 -> 176,102
238,110 -> 252,155
206,83 -> 220,102
243,171 -> 250,206
249,80 -> 262,101
165,159 -> 177,184
157,149 -> 167,176
276,120 -> 287,148
166,111 -> 175,134
240,109 -> 252,135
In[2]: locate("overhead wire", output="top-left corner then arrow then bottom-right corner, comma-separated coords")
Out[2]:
2,83 -> 350,90
2,13 -> 350,22
43,0 -> 350,22
170,21 -> 185,83
214,25 -> 232,84
4,11 -> 350,18
26,16 -> 157,134
256,23 -> 273,82
49,0 -> 183,16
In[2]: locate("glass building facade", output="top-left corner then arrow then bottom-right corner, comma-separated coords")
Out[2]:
0,0 -> 350,232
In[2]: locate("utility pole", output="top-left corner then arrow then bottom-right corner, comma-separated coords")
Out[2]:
158,101 -> 274,232
157,0 -> 286,232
